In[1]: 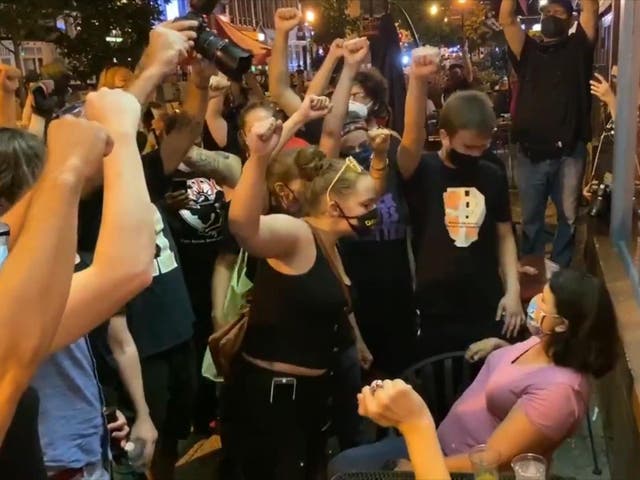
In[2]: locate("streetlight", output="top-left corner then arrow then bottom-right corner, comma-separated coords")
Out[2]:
305,9 -> 315,24
429,3 -> 440,16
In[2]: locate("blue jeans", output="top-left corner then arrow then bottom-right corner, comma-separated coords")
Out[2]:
328,435 -> 408,478
516,143 -> 586,267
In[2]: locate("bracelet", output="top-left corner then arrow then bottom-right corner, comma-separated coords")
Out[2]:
370,157 -> 389,171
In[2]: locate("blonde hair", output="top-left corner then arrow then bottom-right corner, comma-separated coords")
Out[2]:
267,146 -> 368,215
98,66 -> 134,89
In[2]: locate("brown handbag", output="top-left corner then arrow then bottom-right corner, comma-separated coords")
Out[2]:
208,302 -> 250,380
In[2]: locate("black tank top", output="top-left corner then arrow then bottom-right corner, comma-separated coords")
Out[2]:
242,231 -> 349,369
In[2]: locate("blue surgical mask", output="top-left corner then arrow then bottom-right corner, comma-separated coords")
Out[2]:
526,296 -> 542,335
349,144 -> 374,170
0,223 -> 8,269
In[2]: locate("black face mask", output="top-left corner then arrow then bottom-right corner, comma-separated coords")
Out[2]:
337,204 -> 380,237
448,148 -> 482,172
541,16 -> 570,40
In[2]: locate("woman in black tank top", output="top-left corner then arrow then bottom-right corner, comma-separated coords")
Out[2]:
222,98 -> 385,480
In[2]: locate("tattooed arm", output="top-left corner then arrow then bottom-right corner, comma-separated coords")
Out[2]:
183,147 -> 242,187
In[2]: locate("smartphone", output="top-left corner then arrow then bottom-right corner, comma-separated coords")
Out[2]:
171,178 -> 188,193
270,377 -> 297,404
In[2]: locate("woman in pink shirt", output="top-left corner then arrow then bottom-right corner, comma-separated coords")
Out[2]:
329,269 -> 619,475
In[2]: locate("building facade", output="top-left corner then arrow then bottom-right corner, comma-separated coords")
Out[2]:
0,41 -> 58,74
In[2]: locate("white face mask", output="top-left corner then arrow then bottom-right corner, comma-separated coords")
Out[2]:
348,100 -> 369,119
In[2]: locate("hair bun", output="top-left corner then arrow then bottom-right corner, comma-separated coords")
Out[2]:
294,146 -> 329,181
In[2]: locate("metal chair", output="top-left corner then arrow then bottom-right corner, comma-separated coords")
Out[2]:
331,472 -> 473,480
400,351 -> 475,426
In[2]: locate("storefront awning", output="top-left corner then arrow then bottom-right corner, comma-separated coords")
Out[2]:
214,15 -> 270,65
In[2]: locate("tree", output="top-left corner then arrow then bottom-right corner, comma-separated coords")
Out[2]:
56,0 -> 164,83
0,0 -> 164,83
0,0 -> 71,73
312,0 -> 360,45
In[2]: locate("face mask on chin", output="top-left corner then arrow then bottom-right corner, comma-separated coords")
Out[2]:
540,15 -> 570,41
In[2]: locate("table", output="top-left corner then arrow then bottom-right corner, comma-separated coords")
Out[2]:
331,472 -> 575,480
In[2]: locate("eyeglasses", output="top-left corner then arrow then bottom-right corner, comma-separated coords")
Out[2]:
326,156 -> 363,204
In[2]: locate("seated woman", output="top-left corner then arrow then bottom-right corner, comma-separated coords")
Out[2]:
329,269 -> 619,475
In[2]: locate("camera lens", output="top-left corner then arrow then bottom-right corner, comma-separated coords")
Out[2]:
196,31 -> 252,81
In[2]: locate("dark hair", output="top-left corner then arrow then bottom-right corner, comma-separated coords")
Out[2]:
0,128 -> 45,205
354,68 -> 390,120
545,269 -> 619,378
439,90 -> 496,137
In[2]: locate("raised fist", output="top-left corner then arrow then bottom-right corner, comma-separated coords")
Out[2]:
247,118 -> 283,160
47,116 -> 113,183
343,37 -> 370,66
275,8 -> 302,33
410,48 -> 439,79
84,88 -> 141,135
299,95 -> 332,122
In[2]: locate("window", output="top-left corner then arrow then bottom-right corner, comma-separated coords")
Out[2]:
610,0 -> 640,300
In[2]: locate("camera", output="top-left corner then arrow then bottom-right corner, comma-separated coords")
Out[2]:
588,174 -> 612,218
177,0 -> 253,81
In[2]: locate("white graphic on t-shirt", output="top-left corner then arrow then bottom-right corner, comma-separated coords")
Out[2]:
442,187 -> 486,247
179,178 -> 225,238
152,205 -> 178,277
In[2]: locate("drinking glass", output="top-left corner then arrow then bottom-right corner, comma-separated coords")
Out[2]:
469,444 -> 501,480
511,453 -> 547,480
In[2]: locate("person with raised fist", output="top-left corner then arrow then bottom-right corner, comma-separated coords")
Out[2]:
397,50 -> 523,358
221,93 -> 379,479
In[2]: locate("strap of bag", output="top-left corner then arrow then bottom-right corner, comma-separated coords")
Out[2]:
307,224 -> 353,313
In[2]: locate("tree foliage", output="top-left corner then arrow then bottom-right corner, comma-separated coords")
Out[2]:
312,0 -> 361,45
0,0 -> 164,83
56,0 -> 164,83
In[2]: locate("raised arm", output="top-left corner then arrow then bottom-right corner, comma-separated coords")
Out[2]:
306,39 -> 344,97
580,0 -> 599,43
0,117 -> 110,443
0,65 -> 20,128
229,118 -> 309,259
127,20 -> 197,105
319,37 -> 370,158
204,74 -> 231,148
499,0 -> 526,60
462,39 -> 473,83
269,8 -> 304,116
274,95 -> 332,158
183,146 -> 242,187
397,51 -> 438,180
158,58 -> 218,175
49,89 -> 155,352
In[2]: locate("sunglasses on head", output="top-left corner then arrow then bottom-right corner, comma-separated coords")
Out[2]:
326,157 -> 363,203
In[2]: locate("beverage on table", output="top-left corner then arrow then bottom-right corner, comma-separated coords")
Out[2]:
469,444 -> 500,480
511,453 -> 547,480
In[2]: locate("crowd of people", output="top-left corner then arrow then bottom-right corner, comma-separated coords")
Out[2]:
0,0 -> 633,479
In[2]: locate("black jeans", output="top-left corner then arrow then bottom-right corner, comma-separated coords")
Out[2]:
331,346 -> 364,450
221,357 -> 330,480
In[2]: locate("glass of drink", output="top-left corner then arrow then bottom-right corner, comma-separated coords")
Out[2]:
511,453 -> 547,480
469,444 -> 501,480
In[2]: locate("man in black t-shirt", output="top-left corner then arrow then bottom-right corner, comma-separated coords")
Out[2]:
500,0 -> 599,267
399,53 -> 523,356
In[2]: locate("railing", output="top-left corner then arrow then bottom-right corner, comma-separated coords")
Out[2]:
610,0 -> 640,302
